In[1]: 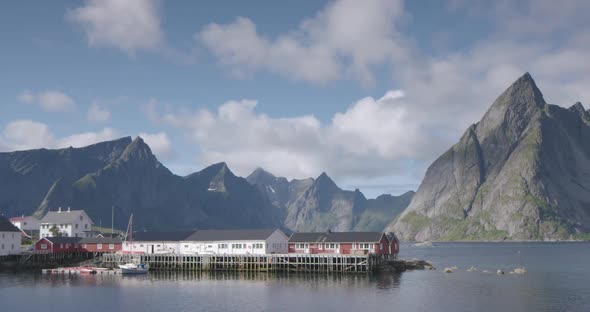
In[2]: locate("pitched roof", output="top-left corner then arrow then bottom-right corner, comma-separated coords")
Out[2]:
9,215 -> 38,222
185,229 -> 278,242
289,232 -> 386,243
79,237 -> 122,244
131,231 -> 194,242
40,210 -> 93,225
0,216 -> 21,232
42,237 -> 82,244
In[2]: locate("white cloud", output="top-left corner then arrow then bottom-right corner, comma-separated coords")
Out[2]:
147,91 -> 433,181
18,90 -> 76,112
87,103 -> 112,122
67,0 -> 163,54
139,131 -> 174,160
198,0 -> 407,86
0,120 -> 119,152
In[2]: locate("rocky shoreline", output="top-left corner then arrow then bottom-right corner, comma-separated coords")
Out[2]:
378,259 -> 436,273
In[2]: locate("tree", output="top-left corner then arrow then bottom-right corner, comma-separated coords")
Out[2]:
49,225 -> 63,237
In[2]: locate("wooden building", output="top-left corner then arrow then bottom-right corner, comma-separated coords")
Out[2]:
39,208 -> 94,238
181,229 -> 289,255
0,216 -> 22,256
35,237 -> 82,253
288,231 -> 398,256
122,231 -> 193,254
79,237 -> 122,253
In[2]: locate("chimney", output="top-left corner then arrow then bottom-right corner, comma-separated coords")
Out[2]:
67,207 -> 71,212
58,207 -> 62,213
327,229 -> 332,234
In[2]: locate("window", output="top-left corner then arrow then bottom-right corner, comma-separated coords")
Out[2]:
97,244 -> 103,250
109,244 -> 115,250
80,216 -> 83,221
82,244 -> 87,248
75,224 -> 78,229
11,244 -> 14,249
318,243 -> 323,250
65,243 -> 70,248
157,244 -> 161,247
184,245 -> 189,248
23,222 -> 27,226
219,244 -> 228,249
253,243 -> 263,249
60,244 -> 63,248
232,243 -> 243,249
41,244 -> 47,250
85,224 -> 88,229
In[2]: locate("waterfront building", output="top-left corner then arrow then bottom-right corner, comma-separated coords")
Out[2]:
0,216 -> 22,256
39,208 -> 94,238
34,237 -> 82,253
122,231 -> 194,254
288,231 -> 399,256
9,215 -> 40,237
181,229 -> 289,255
79,237 -> 122,253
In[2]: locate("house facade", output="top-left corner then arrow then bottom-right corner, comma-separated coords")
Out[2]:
39,208 -> 94,238
34,237 -> 82,253
79,237 -> 122,253
288,231 -> 397,256
180,229 -> 289,255
10,215 -> 40,236
0,216 -> 22,256
122,231 -> 193,254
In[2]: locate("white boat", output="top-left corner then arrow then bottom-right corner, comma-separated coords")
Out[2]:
119,214 -> 149,275
119,261 -> 149,274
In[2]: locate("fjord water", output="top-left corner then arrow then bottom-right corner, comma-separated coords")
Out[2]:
1,243 -> 589,312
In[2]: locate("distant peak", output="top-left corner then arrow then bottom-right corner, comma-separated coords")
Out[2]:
569,102 -> 585,113
246,167 -> 278,185
314,172 -> 339,190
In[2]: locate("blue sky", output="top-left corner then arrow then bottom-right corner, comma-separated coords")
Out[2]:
1,0 -> 589,197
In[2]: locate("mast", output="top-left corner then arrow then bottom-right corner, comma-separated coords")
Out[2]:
130,214 -> 133,254
111,205 -> 114,235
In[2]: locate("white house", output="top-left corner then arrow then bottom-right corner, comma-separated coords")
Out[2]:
180,229 -> 289,255
39,208 -> 94,238
0,216 -> 22,256
122,231 -> 193,254
10,215 -> 40,231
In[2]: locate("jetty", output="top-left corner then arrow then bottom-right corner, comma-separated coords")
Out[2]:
100,253 -> 387,273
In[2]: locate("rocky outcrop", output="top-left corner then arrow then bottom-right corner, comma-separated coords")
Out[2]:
387,73 -> 590,241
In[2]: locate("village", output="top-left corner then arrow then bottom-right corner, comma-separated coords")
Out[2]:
1,208 -> 405,274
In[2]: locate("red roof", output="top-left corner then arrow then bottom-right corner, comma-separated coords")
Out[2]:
9,216 -> 26,221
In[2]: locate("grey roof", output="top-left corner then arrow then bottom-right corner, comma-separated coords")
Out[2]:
79,237 -> 122,244
289,232 -> 386,243
40,210 -> 93,225
185,229 -> 278,242
42,237 -> 82,244
131,231 -> 194,242
0,216 -> 20,232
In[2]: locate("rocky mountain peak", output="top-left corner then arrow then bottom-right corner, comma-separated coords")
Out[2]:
314,172 -> 339,192
118,136 -> 157,165
246,167 -> 277,185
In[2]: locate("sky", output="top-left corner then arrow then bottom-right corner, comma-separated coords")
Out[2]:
1,0 -> 589,197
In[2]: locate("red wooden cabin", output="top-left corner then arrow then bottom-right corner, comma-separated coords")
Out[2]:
288,231 -> 399,257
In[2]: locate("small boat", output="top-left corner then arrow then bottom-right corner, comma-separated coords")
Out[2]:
118,261 -> 149,274
78,266 -> 98,274
118,214 -> 149,275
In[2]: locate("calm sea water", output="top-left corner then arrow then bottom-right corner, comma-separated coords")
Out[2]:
1,242 -> 589,312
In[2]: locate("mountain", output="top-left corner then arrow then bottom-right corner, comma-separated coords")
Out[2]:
387,73 -> 590,241
247,169 -> 414,232
1,137 -> 278,231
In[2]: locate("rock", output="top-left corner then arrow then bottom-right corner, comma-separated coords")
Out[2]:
444,268 -> 453,273
482,270 -> 490,273
413,241 -> 434,247
467,266 -> 477,272
514,268 -> 527,275
497,270 -> 505,275
451,266 -> 459,271
378,259 -> 435,272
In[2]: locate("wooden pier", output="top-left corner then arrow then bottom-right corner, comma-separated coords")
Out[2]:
0,252 -> 97,269
101,253 -> 388,273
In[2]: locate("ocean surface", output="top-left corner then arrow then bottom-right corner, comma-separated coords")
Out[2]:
1,242 -> 589,312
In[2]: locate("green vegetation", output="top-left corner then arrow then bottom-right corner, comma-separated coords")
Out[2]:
74,174 -> 97,191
